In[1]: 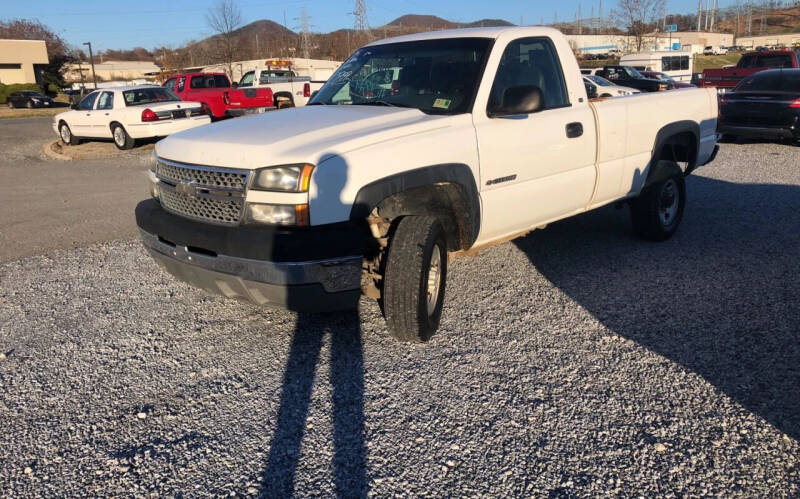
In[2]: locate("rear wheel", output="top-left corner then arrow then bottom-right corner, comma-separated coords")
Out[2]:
112,123 -> 135,150
630,169 -> 686,241
382,216 -> 448,343
25,100 -> 32,108
7,101 -> 14,109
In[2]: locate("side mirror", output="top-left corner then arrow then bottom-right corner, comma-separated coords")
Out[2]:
231,82 -> 239,89
488,85 -> 544,118
70,103 -> 78,110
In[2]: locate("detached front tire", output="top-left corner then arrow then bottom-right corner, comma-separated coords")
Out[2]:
630,167 -> 686,241
382,216 -> 448,342
112,123 -> 135,150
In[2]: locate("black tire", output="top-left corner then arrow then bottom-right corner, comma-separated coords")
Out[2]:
59,122 -> 80,145
382,216 -> 448,342
600,93 -> 613,98
277,100 -> 294,109
629,167 -> 686,241
26,100 -> 33,109
7,101 -> 14,109
111,123 -> 135,150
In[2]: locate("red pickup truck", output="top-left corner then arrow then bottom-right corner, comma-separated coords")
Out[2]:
162,72 -> 273,119
699,49 -> 800,93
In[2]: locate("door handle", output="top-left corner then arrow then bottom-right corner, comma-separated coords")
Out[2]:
105,113 -> 110,115
566,122 -> 583,138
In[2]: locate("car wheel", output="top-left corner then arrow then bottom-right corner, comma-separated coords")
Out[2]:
381,216 -> 448,342
600,93 -> 613,98
7,101 -> 14,109
26,101 -> 32,109
112,124 -> 135,150
629,166 -> 686,241
59,122 -> 80,146
277,99 -> 294,109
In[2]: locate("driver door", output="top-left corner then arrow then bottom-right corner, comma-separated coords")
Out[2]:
70,91 -> 100,136
474,37 -> 597,242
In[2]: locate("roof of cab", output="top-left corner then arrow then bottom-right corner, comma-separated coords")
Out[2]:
366,26 -> 562,47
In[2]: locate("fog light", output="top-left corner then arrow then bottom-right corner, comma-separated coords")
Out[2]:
150,183 -> 159,199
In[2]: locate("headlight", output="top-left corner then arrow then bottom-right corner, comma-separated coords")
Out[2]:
251,164 -> 314,192
245,203 -> 309,226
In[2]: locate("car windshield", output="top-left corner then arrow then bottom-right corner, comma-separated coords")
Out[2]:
123,87 -> 180,106
309,38 -> 492,115
622,66 -> 645,78
586,75 -> 614,86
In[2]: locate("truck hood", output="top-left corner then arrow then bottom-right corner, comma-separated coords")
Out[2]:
155,105 -> 449,169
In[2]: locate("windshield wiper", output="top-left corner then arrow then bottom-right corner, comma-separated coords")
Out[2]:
355,101 -> 409,108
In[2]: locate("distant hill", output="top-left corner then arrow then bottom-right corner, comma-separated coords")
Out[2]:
384,14 -> 514,30
716,6 -> 800,35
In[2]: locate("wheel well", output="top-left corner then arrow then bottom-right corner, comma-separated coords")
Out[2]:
656,131 -> 697,171
58,119 -> 67,128
109,121 -> 123,131
374,183 -> 474,252
274,92 -> 294,104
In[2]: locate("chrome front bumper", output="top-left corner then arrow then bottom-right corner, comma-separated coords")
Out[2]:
140,229 -> 363,312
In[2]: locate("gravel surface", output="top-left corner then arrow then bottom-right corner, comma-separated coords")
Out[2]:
1,141 -> 799,496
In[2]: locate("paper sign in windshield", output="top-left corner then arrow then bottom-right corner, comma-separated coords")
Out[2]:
433,98 -> 452,109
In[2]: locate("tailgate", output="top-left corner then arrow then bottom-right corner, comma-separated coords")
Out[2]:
233,88 -> 272,107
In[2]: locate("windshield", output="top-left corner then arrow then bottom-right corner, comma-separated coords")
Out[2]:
586,75 -> 613,86
309,38 -> 492,114
622,66 -> 645,78
123,87 -> 180,106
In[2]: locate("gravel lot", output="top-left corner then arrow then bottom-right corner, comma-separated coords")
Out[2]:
1,139 -> 799,496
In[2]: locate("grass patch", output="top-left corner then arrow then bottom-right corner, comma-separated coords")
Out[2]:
693,54 -> 742,73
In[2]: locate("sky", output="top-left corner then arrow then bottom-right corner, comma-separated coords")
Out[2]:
5,0 -> 726,52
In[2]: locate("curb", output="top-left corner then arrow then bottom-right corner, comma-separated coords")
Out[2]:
42,141 -> 72,161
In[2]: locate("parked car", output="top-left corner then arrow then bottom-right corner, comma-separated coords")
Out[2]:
580,68 -> 602,76
583,75 -> 640,97
162,73 -> 273,120
135,26 -> 719,342
718,69 -> 800,143
640,71 -> 696,89
7,91 -> 54,108
704,45 -> 728,56
53,85 -> 210,150
699,49 -> 800,93
595,65 -> 672,92
237,60 -> 324,109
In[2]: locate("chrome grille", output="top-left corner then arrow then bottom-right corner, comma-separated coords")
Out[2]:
158,184 -> 243,225
156,160 -> 248,190
154,159 -> 250,225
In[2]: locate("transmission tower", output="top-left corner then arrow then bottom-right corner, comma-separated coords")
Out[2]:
354,0 -> 371,37
295,7 -> 312,60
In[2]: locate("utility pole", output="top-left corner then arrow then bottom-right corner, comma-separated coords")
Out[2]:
577,3 -> 582,35
747,4 -> 752,35
83,41 -> 97,89
697,0 -> 702,31
710,0 -> 717,32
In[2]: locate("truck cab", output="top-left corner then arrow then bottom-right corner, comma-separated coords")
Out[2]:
700,49 -> 800,92
238,60 -> 317,109
163,72 -> 274,119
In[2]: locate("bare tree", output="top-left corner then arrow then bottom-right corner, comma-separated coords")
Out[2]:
613,0 -> 665,51
206,0 -> 242,77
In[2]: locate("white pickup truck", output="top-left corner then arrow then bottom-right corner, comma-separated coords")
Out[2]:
136,27 -> 719,342
237,61 -> 325,108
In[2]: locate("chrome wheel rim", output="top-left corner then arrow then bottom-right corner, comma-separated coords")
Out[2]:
113,127 -> 125,146
426,244 -> 442,315
60,125 -> 70,143
658,179 -> 679,228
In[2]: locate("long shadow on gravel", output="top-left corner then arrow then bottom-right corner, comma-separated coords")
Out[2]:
259,311 -> 368,497
513,175 -> 800,440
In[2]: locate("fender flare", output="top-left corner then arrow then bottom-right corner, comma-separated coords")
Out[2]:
350,164 -> 481,249
646,120 -> 700,186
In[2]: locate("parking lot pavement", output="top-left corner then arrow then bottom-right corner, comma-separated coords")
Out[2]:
1,141 -> 799,496
0,117 -> 151,262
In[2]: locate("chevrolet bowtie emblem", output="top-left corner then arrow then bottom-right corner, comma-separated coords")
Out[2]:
175,180 -> 198,197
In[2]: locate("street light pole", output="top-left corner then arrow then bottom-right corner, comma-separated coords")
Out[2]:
83,42 -> 98,90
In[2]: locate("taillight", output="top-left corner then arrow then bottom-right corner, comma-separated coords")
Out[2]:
223,91 -> 230,105
303,82 -> 311,98
141,108 -> 158,122
790,98 -> 800,108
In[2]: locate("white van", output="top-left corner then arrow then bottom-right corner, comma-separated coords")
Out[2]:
619,51 -> 693,82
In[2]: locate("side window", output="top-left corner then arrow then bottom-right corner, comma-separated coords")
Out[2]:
490,37 -> 569,111
239,71 -> 254,87
78,92 -> 99,110
97,92 -> 114,110
178,76 -> 186,92
162,78 -> 176,89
